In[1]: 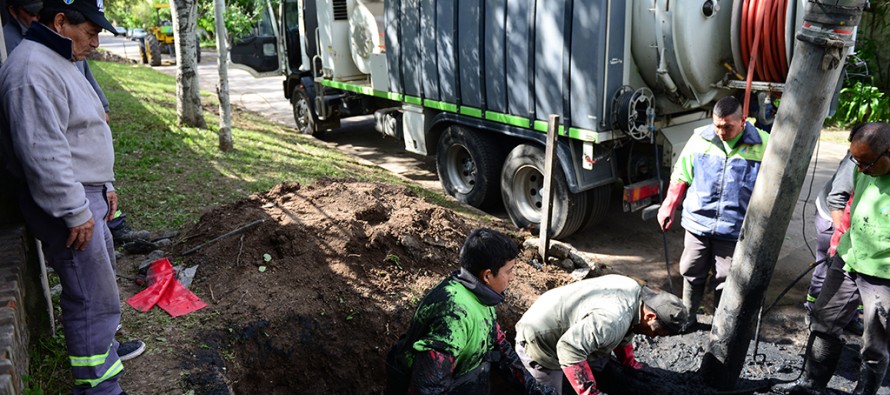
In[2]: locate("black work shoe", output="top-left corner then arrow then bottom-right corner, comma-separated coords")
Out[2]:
772,380 -> 824,395
110,222 -> 151,245
118,340 -> 145,361
845,318 -> 864,336
121,240 -> 159,255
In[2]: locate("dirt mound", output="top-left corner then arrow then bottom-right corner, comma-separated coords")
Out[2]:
174,179 -> 570,394
120,178 -> 880,394
90,49 -> 134,64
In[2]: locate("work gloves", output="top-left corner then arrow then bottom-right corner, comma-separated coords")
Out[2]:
613,343 -> 643,370
828,195 -> 852,256
657,182 -> 689,231
494,324 -> 559,395
562,361 -> 601,395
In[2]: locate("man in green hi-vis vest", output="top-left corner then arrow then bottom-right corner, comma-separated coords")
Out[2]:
779,122 -> 890,395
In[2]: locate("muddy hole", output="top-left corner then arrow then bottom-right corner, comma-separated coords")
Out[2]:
166,179 -> 885,394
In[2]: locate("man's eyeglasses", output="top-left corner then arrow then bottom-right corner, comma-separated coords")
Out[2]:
850,151 -> 889,172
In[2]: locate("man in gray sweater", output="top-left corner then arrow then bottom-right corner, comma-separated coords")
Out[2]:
4,0 -> 150,247
0,0 -> 130,393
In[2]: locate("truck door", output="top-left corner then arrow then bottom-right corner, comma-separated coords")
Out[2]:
229,0 -> 282,76
283,0 -> 318,74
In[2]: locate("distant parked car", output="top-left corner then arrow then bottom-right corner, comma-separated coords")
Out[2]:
114,26 -> 127,36
129,28 -> 147,41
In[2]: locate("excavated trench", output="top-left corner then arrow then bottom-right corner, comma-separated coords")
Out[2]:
163,180 -> 883,394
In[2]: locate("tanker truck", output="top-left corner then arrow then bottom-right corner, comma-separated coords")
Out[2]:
230,0 -> 808,239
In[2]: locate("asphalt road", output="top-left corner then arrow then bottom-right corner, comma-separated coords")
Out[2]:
97,33 -> 848,320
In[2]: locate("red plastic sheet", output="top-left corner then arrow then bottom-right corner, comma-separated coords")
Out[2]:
126,258 -> 207,317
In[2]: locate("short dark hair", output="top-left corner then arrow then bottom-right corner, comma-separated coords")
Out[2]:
713,96 -> 743,119
851,122 -> 890,153
849,122 -> 867,142
459,228 -> 519,277
38,8 -> 86,25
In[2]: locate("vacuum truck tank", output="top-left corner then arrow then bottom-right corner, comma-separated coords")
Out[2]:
231,0 -> 809,238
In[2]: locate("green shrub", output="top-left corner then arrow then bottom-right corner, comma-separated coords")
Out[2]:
827,80 -> 890,126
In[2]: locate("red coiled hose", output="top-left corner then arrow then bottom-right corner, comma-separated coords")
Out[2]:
740,0 -> 789,118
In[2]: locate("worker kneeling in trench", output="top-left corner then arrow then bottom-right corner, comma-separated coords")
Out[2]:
514,274 -> 688,395
384,228 -> 558,395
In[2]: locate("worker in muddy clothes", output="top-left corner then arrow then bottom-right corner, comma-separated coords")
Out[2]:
513,275 -> 687,395
778,122 -> 890,395
657,96 -> 769,326
384,228 -> 557,395
0,0 -> 129,392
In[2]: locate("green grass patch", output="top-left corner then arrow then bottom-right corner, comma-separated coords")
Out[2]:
86,60 -> 439,231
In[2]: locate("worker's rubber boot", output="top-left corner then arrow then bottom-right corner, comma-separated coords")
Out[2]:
851,359 -> 887,395
682,280 -> 705,330
774,333 -> 843,394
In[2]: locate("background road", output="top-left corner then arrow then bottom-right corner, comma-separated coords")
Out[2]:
99,33 -> 848,326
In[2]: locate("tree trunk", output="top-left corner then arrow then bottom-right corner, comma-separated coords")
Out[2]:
213,0 -> 233,151
171,0 -> 206,128
700,1 -> 867,389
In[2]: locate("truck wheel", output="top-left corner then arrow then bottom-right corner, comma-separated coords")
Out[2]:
292,87 -> 323,137
579,184 -> 612,230
145,35 -> 161,66
501,144 -> 589,239
436,126 -> 505,209
139,43 -> 148,64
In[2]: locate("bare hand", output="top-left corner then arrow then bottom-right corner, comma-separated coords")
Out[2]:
105,112 -> 110,124
66,217 -> 95,250
106,191 -> 119,221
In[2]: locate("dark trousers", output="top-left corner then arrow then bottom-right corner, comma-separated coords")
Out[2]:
20,185 -> 122,394
813,256 -> 890,372
807,213 -> 862,313
679,232 -> 736,290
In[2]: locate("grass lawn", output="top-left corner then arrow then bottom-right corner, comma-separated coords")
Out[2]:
87,60 -> 461,231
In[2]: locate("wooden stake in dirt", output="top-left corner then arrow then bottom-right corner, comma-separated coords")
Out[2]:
700,1 -> 867,389
538,115 -> 560,260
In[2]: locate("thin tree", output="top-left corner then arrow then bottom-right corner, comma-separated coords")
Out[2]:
170,0 -> 206,128
213,0 -> 233,151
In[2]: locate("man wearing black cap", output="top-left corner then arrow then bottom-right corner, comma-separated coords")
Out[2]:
514,275 -> 688,395
3,0 -> 110,125
0,0 -> 128,393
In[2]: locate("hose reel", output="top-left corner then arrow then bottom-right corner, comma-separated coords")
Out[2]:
612,86 -> 655,141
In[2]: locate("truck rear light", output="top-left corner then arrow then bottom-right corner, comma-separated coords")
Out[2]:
623,178 -> 661,212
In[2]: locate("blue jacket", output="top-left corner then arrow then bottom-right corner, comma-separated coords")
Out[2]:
671,122 -> 769,240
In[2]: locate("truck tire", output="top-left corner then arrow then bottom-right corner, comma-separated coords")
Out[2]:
145,35 -> 161,66
436,126 -> 505,209
579,184 -> 612,230
292,87 -> 324,137
138,43 -> 148,64
501,144 -> 589,239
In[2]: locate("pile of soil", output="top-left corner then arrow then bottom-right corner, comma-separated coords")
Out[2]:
117,179 -> 882,394
89,49 -> 134,64
169,179 -> 571,394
